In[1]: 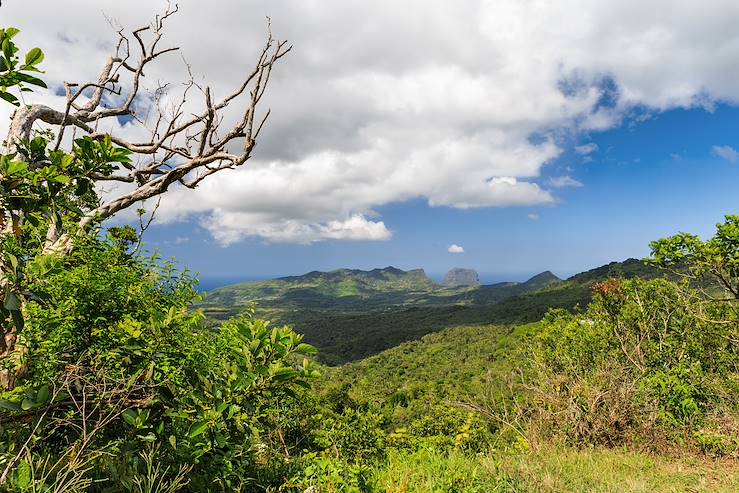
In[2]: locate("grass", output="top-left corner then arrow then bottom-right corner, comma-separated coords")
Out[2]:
370,447 -> 739,492
335,278 -> 362,297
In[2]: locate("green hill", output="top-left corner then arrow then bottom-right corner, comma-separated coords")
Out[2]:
200,265 -> 567,317
201,266 -> 450,315
199,259 -> 664,364
323,323 -> 523,424
313,308 -> 737,492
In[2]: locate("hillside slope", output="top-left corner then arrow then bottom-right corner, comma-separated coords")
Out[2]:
323,323 -> 523,420
200,259 -> 664,364
202,266 -> 454,315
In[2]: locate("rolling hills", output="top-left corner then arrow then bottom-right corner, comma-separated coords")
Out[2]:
199,258 -> 664,364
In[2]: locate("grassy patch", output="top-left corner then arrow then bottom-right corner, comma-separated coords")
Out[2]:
371,447 -> 739,493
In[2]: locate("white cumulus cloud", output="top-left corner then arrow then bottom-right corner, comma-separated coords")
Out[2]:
448,244 -> 465,254
712,145 -> 739,163
5,1 -> 739,243
205,213 -> 391,246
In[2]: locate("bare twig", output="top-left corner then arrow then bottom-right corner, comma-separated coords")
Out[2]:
2,8 -> 289,256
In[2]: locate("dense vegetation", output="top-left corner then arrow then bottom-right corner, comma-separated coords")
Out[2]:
199,266 -> 552,318
202,259 -> 663,364
2,211 -> 736,490
0,26 -> 737,492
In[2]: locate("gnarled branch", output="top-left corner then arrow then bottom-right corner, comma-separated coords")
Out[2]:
3,7 -> 290,254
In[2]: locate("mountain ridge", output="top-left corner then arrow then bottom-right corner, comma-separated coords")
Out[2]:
210,265 -> 565,292
199,258 -> 663,364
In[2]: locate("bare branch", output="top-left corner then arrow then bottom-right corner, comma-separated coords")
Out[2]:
1,9 -> 289,255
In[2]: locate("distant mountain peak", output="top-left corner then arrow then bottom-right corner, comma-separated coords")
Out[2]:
442,268 -> 480,287
524,270 -> 562,288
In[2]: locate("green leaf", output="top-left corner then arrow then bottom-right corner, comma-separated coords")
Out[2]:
10,309 -> 24,332
15,72 -> 46,88
168,434 -> 177,450
20,398 -> 34,410
3,292 -> 21,311
121,409 -> 137,426
4,28 -> 20,40
16,73 -> 48,89
295,343 -> 318,355
0,91 -> 19,106
2,39 -> 13,61
137,433 -> 157,443
24,47 -> 44,66
0,399 -> 20,411
36,384 -> 50,404
16,459 -> 30,489
7,253 -> 18,271
5,160 -> 27,175
188,420 -> 209,438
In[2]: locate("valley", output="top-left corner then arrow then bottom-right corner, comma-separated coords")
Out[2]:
199,258 -> 663,364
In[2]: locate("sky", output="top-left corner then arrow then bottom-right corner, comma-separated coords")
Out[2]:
3,0 -> 739,285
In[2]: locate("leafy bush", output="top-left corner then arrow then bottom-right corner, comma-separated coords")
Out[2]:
480,218 -> 739,453
0,237 -> 323,490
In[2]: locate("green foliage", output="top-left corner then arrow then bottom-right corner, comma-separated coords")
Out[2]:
508,276 -> 738,450
0,236 -> 323,491
325,324 -> 514,428
201,259 -> 663,365
0,28 -> 133,353
285,454 -> 373,493
18,237 -> 197,384
649,214 -> 739,298
388,408 -> 490,452
0,27 -> 46,106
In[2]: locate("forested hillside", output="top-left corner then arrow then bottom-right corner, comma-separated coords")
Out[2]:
200,258 -> 664,364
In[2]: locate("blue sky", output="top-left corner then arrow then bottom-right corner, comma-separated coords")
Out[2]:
5,1 -> 739,288
143,103 -> 739,285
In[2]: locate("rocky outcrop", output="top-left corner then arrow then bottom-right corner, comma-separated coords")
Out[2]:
442,268 -> 480,287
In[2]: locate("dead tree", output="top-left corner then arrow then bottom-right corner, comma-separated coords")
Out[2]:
0,6 -> 290,389
3,5 -> 290,254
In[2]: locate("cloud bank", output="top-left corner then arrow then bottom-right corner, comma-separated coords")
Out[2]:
4,0 -> 739,243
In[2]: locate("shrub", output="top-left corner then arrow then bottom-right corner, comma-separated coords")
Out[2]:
502,275 -> 738,452
0,237 -> 321,491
